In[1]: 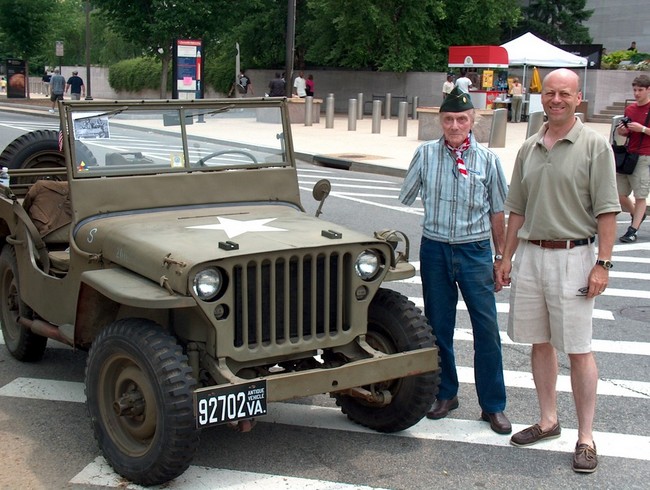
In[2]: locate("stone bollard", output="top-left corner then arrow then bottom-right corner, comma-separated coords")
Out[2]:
348,99 -> 357,131
372,100 -> 382,134
526,111 -> 545,139
385,93 -> 392,119
357,93 -> 364,120
325,95 -> 335,129
488,108 -> 507,148
412,96 -> 419,119
398,101 -> 408,137
305,96 -> 313,126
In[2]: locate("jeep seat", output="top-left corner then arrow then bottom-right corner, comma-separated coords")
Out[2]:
22,180 -> 72,244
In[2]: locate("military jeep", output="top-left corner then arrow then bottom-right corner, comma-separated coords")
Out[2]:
0,98 -> 439,486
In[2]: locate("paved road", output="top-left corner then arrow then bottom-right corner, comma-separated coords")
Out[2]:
0,113 -> 648,489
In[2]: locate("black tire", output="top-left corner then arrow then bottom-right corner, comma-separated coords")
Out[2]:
0,129 -> 96,181
85,318 -> 200,486
0,245 -> 47,362
334,288 -> 439,432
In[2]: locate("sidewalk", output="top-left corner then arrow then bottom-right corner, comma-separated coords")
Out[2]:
0,93 -> 614,184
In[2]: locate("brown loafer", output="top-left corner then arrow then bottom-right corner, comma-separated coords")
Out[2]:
573,442 -> 597,473
510,422 -> 561,447
481,411 -> 512,434
426,397 -> 459,419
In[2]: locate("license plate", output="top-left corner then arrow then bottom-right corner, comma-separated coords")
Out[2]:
194,380 -> 267,429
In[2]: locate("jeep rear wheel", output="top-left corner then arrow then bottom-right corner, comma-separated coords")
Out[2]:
85,318 -> 200,486
334,288 -> 439,432
0,245 -> 47,362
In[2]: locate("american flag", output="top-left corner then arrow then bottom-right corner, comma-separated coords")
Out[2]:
58,130 -> 63,152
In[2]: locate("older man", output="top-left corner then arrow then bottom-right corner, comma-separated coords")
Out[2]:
496,69 -> 620,473
399,86 -> 511,434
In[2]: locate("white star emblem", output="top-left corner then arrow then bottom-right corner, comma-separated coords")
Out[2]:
187,217 -> 287,239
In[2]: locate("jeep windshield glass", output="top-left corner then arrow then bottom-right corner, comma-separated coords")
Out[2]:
69,103 -> 290,178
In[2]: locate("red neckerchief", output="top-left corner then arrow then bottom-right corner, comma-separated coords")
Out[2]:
445,135 -> 471,178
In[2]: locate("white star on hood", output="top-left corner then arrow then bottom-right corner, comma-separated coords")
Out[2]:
187,217 -> 287,239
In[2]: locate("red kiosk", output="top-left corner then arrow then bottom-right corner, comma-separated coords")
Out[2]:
448,46 -> 509,110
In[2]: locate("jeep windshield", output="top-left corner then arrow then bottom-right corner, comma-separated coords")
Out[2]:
62,99 -> 293,178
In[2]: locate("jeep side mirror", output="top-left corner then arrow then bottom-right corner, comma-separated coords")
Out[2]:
312,179 -> 331,218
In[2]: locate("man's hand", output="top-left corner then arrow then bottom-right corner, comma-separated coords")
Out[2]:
585,264 -> 608,298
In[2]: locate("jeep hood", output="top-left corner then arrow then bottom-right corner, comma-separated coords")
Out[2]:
75,204 -> 385,294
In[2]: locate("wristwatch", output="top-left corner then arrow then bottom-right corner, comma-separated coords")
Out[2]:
596,259 -> 613,270
494,254 -> 503,261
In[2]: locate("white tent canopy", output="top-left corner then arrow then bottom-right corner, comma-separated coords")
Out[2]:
501,32 -> 588,94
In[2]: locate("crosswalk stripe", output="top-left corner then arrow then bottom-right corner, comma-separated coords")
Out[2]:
71,456 -> 387,490
454,328 -> 650,356
409,296 -> 615,320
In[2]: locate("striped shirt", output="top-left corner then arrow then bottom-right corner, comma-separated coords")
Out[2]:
399,133 -> 508,244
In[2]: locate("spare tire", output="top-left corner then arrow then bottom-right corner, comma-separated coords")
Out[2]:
0,130 -> 97,177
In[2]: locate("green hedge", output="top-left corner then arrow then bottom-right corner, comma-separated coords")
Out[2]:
108,57 -> 168,92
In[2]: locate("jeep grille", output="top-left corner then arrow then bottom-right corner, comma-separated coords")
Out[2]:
233,252 -> 351,348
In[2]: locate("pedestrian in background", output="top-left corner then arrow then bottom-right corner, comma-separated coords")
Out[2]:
615,74 -> 650,243
42,71 -> 51,96
305,74 -> 315,97
509,77 -> 524,122
399,86 -> 511,436
267,72 -> 286,97
496,68 -> 620,474
454,69 -> 472,94
293,71 -> 306,98
48,69 -> 66,113
65,71 -> 85,100
442,74 -> 454,100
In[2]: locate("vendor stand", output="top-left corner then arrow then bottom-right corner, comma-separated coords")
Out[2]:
448,45 -> 509,109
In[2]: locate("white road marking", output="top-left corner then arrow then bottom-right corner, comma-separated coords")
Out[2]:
71,456 -> 387,490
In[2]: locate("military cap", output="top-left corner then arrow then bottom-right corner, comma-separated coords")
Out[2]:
440,86 -> 474,112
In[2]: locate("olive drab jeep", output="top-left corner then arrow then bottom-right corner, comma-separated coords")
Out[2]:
0,98 -> 439,486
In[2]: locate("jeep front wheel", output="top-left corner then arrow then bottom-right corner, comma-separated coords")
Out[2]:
85,318 -> 200,486
334,288 -> 439,432
0,245 -> 47,362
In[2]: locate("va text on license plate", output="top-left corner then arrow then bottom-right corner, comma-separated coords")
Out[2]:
194,380 -> 267,429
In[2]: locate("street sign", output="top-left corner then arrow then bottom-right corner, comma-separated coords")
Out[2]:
55,41 -> 64,57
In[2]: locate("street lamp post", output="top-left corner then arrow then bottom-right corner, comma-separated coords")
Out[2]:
284,0 -> 296,97
85,1 -> 93,100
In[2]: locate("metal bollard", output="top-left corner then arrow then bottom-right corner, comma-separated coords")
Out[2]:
526,111 -> 545,139
488,108 -> 508,148
325,95 -> 335,129
412,96 -> 419,119
372,100 -> 382,134
397,101 -> 408,137
348,99 -> 357,131
385,93 -> 392,119
357,93 -> 364,120
305,96 -> 313,126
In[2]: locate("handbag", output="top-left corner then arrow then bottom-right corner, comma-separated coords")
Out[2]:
612,111 -> 650,175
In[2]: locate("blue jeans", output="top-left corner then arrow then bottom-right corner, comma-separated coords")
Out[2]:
420,237 -> 506,412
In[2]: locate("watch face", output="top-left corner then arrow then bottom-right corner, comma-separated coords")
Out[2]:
598,260 -> 613,269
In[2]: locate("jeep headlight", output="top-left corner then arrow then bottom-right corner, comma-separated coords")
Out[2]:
355,250 -> 381,281
192,267 -> 223,301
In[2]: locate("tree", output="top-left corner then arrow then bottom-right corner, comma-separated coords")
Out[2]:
92,0 -> 227,97
0,0 -> 55,58
514,0 -> 593,44
303,0 -> 520,72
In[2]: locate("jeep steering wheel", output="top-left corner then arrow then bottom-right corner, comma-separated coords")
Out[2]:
195,149 -> 258,167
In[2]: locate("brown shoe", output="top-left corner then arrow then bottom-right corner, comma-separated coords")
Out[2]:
573,442 -> 598,473
510,423 -> 561,447
481,411 -> 512,434
426,397 -> 459,419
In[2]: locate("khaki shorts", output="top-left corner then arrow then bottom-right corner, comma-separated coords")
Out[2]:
616,154 -> 650,199
507,240 -> 596,354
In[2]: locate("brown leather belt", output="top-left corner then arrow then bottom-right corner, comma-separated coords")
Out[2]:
528,236 -> 595,249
